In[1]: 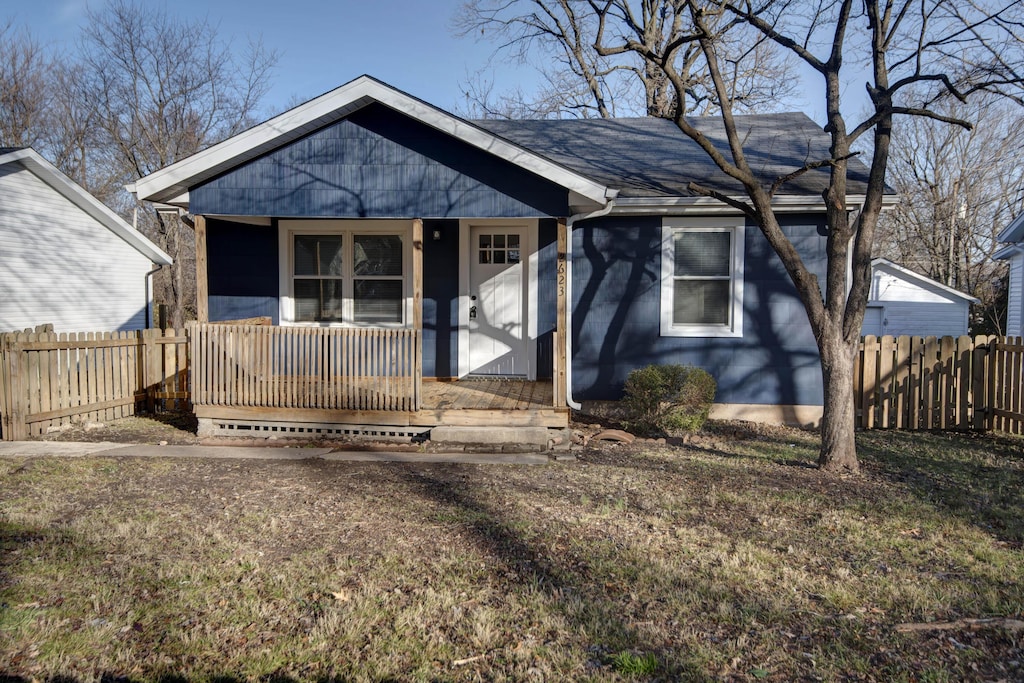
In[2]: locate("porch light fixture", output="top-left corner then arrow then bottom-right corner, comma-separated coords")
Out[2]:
433,227 -> 442,241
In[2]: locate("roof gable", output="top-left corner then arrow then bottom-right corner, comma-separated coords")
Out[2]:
870,258 -> 978,304
190,103 -> 572,218
134,75 -> 613,209
0,148 -> 171,265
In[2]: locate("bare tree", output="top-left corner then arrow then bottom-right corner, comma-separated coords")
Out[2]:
583,0 -> 1024,471
78,0 -> 277,327
0,21 -> 51,147
452,0 -> 795,118
877,94 -> 1024,334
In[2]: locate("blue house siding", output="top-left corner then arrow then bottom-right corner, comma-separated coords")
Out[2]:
572,214 -> 827,406
206,219 -> 280,323
191,104 -> 570,219
422,219 -> 459,377
535,219 -> 558,379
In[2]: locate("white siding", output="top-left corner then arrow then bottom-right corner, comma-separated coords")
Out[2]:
0,163 -> 155,332
1007,253 -> 1024,337
866,263 -> 972,337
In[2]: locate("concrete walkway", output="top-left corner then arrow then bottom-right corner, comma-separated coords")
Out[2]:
0,441 -> 550,465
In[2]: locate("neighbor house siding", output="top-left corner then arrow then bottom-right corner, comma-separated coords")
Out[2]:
572,214 -> 827,406
865,265 -> 970,337
190,103 -> 571,219
1007,253 -> 1024,337
0,163 -> 154,332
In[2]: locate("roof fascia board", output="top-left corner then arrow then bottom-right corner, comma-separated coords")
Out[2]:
135,76 -> 612,207
870,257 -> 979,303
2,148 -> 172,265
608,194 -> 893,214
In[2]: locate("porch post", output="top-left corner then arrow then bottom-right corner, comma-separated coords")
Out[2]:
555,217 -> 568,407
412,218 -> 423,409
194,214 -> 209,323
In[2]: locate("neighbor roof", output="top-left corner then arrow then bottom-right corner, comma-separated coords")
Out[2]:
0,147 -> 172,265
870,258 -> 978,304
997,210 -> 1024,248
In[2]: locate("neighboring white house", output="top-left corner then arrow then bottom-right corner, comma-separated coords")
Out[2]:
863,258 -> 978,338
0,147 -> 172,333
994,211 -> 1024,337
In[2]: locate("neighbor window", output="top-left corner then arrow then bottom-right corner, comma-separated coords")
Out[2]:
660,220 -> 744,337
286,223 -> 408,325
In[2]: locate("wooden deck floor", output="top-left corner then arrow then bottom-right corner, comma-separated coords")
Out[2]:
421,378 -> 554,411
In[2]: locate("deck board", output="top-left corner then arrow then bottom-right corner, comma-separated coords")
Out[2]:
421,379 -> 553,411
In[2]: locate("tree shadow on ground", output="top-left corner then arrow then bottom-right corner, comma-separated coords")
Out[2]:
856,430 -> 1024,545
393,467 -> 716,680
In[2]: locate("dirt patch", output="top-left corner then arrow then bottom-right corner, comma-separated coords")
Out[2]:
30,412 -> 201,445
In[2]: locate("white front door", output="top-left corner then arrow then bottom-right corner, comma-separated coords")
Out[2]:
468,226 -> 527,375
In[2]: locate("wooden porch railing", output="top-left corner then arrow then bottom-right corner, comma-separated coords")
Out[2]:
189,323 -> 421,412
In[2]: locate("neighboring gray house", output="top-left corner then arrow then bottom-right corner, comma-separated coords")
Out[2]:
863,258 -> 977,338
0,147 -> 171,332
994,211 -> 1024,337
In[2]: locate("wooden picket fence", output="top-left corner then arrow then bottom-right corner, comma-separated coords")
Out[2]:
0,326 -> 188,440
855,335 -> 1024,432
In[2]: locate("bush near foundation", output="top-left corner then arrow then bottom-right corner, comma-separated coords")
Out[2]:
622,364 -> 716,436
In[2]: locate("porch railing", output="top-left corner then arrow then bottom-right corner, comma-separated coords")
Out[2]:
189,322 -> 421,412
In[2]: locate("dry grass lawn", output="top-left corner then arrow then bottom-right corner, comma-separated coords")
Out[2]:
1,420 -> 1022,682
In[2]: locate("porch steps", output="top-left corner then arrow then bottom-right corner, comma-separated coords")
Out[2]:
430,425 -> 571,452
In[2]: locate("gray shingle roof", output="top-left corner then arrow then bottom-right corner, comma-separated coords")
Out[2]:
476,113 -> 871,198
0,146 -> 27,156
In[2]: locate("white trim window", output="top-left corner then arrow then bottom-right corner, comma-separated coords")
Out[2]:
280,220 -> 411,326
661,218 -> 745,338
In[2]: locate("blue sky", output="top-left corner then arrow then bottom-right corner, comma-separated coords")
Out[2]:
8,0 -> 845,123
7,0 -> 525,117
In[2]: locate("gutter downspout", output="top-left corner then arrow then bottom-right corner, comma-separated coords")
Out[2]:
565,200 -> 616,410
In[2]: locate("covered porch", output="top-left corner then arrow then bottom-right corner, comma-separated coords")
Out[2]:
188,214 -> 570,438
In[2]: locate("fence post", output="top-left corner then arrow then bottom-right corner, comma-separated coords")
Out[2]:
988,337 -> 1000,432
3,334 -> 29,440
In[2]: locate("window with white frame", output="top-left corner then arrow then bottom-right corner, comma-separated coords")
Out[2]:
660,219 -> 744,337
284,222 -> 408,325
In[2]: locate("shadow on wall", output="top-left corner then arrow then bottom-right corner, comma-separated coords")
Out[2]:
571,220 -> 824,413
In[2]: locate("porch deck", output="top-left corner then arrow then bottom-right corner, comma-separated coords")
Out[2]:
422,378 -> 553,411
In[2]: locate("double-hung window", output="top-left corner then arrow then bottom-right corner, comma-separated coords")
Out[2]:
284,221 -> 408,326
660,218 -> 744,337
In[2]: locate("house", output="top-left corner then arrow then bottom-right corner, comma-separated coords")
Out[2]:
994,211 -> 1024,336
0,147 -> 172,332
132,75 -> 882,435
863,258 -> 977,338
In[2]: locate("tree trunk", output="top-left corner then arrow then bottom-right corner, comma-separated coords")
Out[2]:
818,330 -> 860,473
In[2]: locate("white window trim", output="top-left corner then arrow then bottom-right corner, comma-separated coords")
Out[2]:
278,219 -> 413,328
660,217 -> 745,338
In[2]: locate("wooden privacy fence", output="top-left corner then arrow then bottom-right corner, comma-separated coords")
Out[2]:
0,327 -> 188,440
855,334 -> 1024,432
189,322 -> 421,412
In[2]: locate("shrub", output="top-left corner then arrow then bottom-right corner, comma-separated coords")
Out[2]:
622,363 -> 716,436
